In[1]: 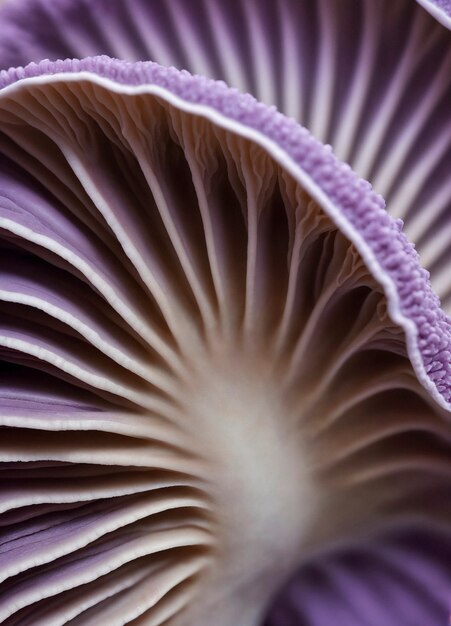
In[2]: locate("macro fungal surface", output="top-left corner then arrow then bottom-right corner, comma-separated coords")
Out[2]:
0,0 -> 450,313
0,2 -> 449,626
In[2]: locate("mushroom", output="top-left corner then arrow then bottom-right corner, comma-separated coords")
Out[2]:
0,3 -> 449,626
0,0 -> 450,311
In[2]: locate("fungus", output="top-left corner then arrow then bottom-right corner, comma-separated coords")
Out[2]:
0,2 -> 449,626
0,0 -> 450,312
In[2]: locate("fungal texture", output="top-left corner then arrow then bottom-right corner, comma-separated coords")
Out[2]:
0,0 -> 450,314
0,65 -> 449,625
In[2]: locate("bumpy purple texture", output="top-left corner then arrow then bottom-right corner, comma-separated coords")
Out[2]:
427,0 -> 451,16
0,56 -> 450,405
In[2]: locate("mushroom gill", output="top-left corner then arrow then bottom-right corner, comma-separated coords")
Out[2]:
0,61 -> 449,625
0,0 -> 450,315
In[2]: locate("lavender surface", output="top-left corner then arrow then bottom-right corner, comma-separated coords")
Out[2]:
0,2 -> 450,625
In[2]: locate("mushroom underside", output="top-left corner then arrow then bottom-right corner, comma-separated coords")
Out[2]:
0,0 -> 450,312
0,77 -> 449,625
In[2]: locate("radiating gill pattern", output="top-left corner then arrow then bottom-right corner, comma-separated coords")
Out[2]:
265,525 -> 451,626
0,0 -> 449,313
0,76 -> 449,624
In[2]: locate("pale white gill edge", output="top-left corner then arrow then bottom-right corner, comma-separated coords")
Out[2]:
0,72 -> 449,413
416,0 -> 451,29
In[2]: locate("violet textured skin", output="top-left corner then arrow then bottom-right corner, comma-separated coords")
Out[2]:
432,0 -> 451,13
435,0 -> 451,10
1,57 -> 450,409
